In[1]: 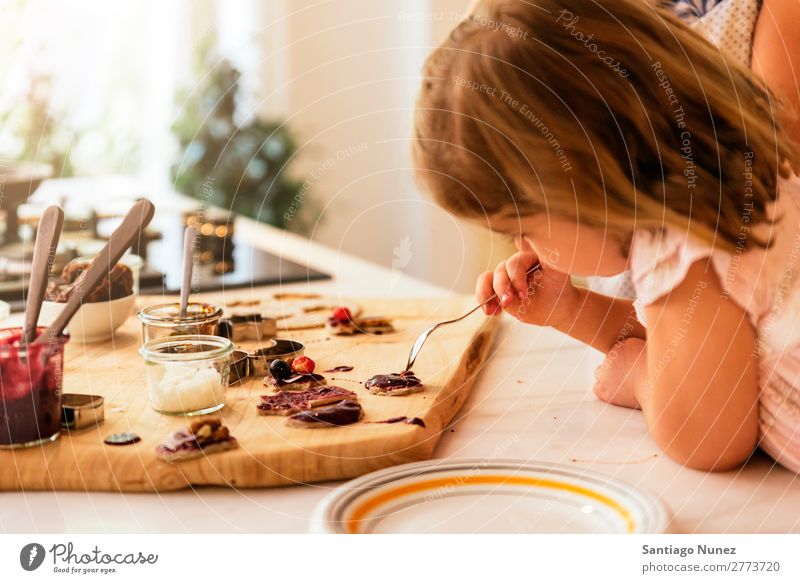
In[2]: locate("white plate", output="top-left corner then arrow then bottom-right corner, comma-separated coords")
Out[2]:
312,459 -> 669,534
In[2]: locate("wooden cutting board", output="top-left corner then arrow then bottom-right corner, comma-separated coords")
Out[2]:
0,296 -> 499,492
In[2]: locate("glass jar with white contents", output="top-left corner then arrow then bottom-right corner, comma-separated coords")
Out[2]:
139,335 -> 233,416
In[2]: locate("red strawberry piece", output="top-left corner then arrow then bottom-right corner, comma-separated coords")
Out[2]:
291,355 -> 316,374
331,306 -> 352,323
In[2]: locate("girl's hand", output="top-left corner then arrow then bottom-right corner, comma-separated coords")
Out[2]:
475,241 -> 578,327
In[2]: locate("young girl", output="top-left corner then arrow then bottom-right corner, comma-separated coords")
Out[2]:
414,0 -> 800,472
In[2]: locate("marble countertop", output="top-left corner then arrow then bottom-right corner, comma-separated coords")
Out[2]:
2,215 -> 798,534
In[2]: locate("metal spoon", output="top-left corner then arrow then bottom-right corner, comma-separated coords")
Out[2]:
179,226 -> 197,318
403,263 -> 542,371
23,206 -> 64,344
33,199 -> 155,346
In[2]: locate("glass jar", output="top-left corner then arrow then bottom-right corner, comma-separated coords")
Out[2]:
138,302 -> 223,343
139,334 -> 233,416
0,327 -> 68,448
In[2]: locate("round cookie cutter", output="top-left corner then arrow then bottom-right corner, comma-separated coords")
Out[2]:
249,339 -> 305,376
61,394 -> 105,430
229,349 -> 252,385
227,339 -> 305,384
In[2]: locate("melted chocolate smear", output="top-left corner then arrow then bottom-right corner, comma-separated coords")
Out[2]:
364,370 -> 422,390
288,400 -> 363,427
378,416 -> 407,424
324,365 -> 354,373
372,416 -> 426,428
331,377 -> 363,385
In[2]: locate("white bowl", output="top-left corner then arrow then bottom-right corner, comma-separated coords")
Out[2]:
40,294 -> 137,343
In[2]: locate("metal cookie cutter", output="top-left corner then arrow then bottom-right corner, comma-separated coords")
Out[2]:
218,313 -> 277,342
227,339 -> 305,385
61,394 -> 105,430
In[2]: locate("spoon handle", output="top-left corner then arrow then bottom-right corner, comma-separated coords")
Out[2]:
34,199 -> 155,345
179,226 -> 197,318
23,206 -> 64,343
404,263 -> 542,371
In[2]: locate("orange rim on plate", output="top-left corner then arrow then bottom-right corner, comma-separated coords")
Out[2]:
312,459 -> 668,534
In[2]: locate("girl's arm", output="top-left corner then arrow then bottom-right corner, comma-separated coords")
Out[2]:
635,260 -> 760,471
480,248 -> 646,353
551,286 -> 646,352
752,0 -> 800,151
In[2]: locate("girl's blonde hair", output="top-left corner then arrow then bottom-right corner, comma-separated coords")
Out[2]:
413,0 -> 797,250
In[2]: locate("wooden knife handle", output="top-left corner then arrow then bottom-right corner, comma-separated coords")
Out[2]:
35,199 -> 155,345
23,205 -> 64,343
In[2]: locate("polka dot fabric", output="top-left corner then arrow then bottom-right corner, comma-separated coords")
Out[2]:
676,0 -> 762,67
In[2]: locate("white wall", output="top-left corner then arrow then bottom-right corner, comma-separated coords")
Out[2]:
259,0 -> 513,293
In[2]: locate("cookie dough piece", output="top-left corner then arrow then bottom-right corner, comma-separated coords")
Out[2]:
156,418 -> 238,462
263,373 -> 327,391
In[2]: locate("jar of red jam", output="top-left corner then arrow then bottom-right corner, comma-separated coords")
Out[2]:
0,327 -> 68,448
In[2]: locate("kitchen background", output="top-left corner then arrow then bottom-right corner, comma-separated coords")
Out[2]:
0,0 -> 513,295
